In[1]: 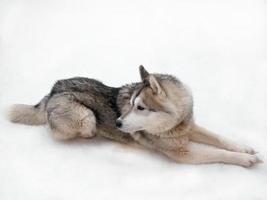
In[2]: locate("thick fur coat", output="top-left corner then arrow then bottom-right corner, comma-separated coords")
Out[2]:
8,66 -> 262,167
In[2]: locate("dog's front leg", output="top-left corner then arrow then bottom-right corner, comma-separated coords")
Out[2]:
162,142 -> 262,167
189,124 -> 256,154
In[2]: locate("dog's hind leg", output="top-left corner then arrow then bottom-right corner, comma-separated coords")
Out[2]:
188,124 -> 256,154
47,96 -> 96,140
162,142 -> 262,167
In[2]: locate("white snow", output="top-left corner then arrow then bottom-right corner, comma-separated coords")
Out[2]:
0,0 -> 266,199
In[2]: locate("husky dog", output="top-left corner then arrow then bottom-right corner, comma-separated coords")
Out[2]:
9,66 -> 262,167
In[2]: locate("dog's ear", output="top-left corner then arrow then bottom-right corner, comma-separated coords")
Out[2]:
149,75 -> 166,96
139,65 -> 149,81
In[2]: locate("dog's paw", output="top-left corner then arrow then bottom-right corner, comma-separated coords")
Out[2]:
236,145 -> 257,155
228,144 -> 257,155
238,154 -> 263,168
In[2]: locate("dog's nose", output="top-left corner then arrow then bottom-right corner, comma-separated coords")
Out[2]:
116,119 -> 122,128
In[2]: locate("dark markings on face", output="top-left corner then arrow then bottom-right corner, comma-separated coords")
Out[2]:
130,84 -> 146,106
130,85 -> 165,113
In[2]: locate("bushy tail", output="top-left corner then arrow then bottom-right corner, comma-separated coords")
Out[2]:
8,95 -> 49,125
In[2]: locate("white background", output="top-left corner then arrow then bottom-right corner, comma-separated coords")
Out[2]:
0,0 -> 266,199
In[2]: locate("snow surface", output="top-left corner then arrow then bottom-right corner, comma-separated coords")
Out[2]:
0,0 -> 267,199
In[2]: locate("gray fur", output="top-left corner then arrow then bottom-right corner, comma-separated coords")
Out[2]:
9,77 -> 140,143
8,69 -> 193,146
8,73 -> 187,144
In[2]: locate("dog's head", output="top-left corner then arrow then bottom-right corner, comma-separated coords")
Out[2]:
116,66 -> 193,135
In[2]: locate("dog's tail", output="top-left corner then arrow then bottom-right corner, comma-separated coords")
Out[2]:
8,95 -> 49,125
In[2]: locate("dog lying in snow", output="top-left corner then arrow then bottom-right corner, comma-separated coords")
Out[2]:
9,66 -> 262,167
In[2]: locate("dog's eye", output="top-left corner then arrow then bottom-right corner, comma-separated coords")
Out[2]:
137,105 -> 145,111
